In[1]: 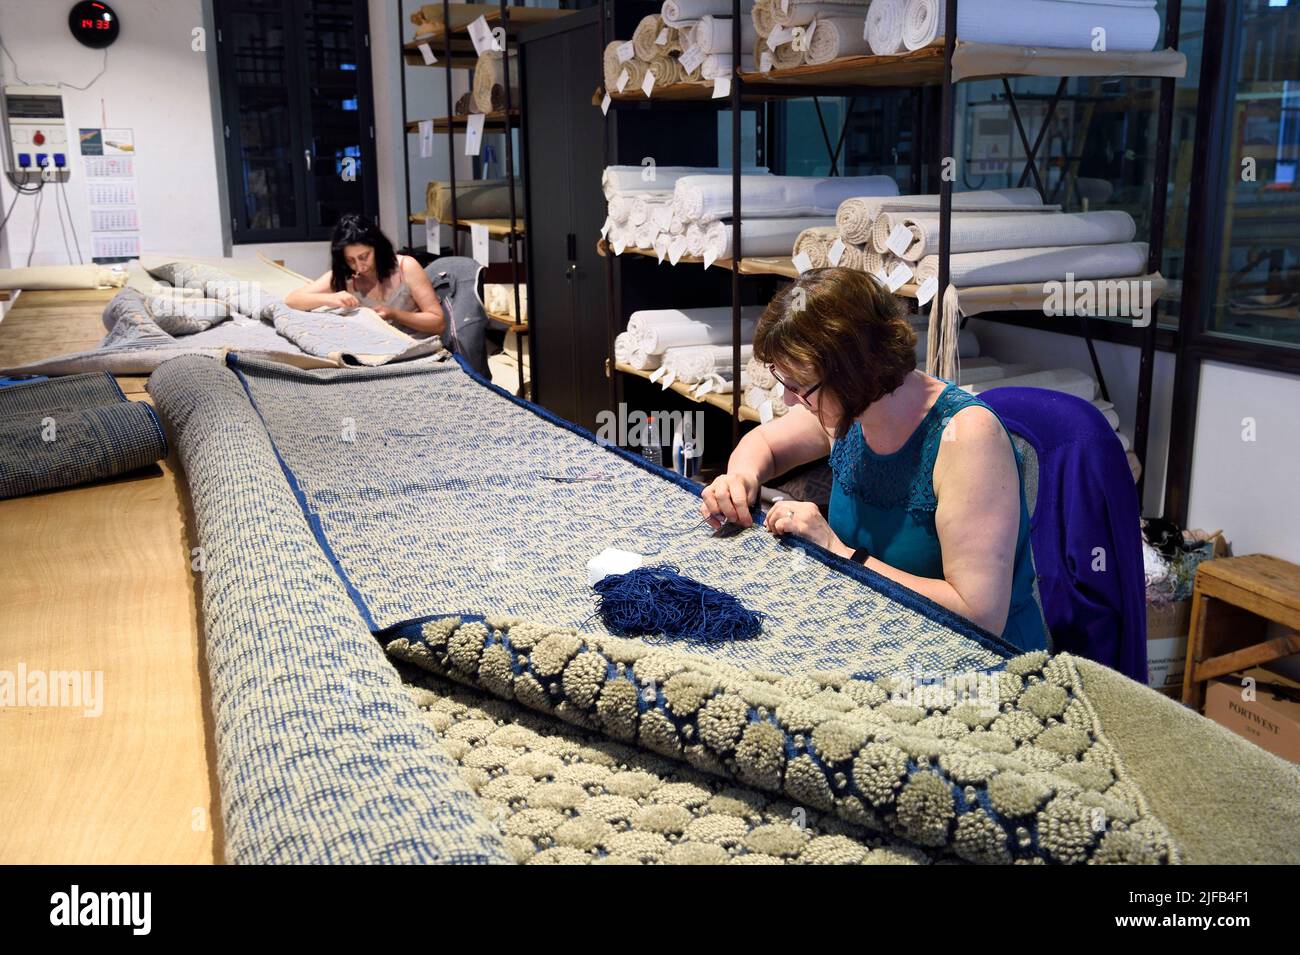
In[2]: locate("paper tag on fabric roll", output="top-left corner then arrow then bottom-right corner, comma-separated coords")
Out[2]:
759,400 -> 774,423
617,40 -> 636,63
418,42 -> 437,65
886,223 -> 914,257
612,237 -> 626,255
680,45 -> 704,74
916,275 -> 939,306
656,28 -> 669,45
827,237 -> 846,266
768,27 -> 792,50
464,112 -> 486,156
874,268 -> 890,285
713,76 -> 730,99
468,16 -> 497,56
601,91 -> 612,115
662,370 -> 677,389
655,242 -> 666,264
425,217 -> 440,254
471,223 -> 491,267
781,0 -> 790,11
804,20 -> 818,46
642,69 -> 656,97
600,216 -> 612,240
668,236 -> 687,265
616,68 -> 630,93
703,247 -> 719,269
792,251 -> 813,274
759,51 -> 774,72
696,379 -> 715,396
886,262 -> 913,292
772,380 -> 785,399
418,119 -> 433,158
649,366 -> 667,382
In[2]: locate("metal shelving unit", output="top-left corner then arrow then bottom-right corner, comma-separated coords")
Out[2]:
597,0 -> 1185,494
398,1 -> 570,395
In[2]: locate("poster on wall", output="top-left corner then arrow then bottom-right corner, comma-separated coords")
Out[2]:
81,127 -> 140,262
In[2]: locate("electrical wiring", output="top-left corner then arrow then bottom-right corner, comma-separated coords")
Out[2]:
25,183 -> 42,265
53,171 -> 74,264
57,178 -> 83,264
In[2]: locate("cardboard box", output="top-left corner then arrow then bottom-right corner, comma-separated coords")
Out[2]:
1204,667 -> 1300,764
1146,599 -> 1191,696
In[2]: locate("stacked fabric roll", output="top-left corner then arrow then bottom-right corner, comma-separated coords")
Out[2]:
603,12 -> 693,95
603,165 -> 769,254
617,307 -> 763,387
868,0 -> 1161,55
748,0 -> 873,72
668,173 -> 897,265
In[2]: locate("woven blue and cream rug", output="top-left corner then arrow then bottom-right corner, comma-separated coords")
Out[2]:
147,353 -> 1300,865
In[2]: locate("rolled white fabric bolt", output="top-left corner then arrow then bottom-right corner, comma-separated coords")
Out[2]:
805,16 -> 876,64
865,0 -> 907,55
662,0 -> 757,28
693,15 -> 759,53
901,0 -> 945,50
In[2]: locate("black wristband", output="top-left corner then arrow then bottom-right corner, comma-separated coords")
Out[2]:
850,547 -> 871,565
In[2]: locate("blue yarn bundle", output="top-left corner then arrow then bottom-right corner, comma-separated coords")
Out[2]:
590,564 -> 765,644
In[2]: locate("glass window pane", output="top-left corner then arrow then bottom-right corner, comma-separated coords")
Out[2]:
230,8 -> 297,232
1204,0 -> 1300,349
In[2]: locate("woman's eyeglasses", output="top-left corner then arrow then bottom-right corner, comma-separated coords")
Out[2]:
767,364 -> 821,406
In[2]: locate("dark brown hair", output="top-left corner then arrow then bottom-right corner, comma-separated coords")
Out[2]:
753,268 -> 917,438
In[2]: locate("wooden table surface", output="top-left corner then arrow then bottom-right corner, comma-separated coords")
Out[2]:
0,288 -> 219,863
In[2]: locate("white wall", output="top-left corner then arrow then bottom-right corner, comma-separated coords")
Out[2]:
1186,361 -> 1300,563
0,0 -> 225,268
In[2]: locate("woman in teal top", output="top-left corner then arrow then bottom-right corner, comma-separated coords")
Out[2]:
700,268 -> 1047,652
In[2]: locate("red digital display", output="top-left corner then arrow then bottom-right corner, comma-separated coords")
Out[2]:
69,2 -> 119,49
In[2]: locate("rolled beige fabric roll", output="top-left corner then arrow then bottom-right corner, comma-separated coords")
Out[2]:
805,16 -> 877,64
633,14 -> 666,59
751,0 -> 776,36
871,212 -> 897,253
863,247 -> 884,274
773,39 -> 804,68
647,53 -> 683,86
608,55 -> 648,92
836,197 -> 875,245
747,356 -> 777,389
473,52 -> 518,113
603,41 -> 624,89
837,241 -> 866,270
793,225 -> 836,267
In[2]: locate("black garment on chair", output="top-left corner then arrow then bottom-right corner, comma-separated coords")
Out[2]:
426,257 -> 489,377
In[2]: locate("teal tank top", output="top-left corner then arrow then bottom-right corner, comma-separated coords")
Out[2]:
827,382 -> 1047,653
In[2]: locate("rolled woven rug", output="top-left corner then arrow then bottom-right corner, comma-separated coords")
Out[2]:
751,0 -> 776,36
453,91 -> 474,116
865,0 -> 907,55
472,52 -> 518,113
836,239 -> 866,270
773,0 -> 873,28
746,355 -> 776,389
902,0 -> 945,50
609,56 -> 648,92
835,196 -> 877,244
792,225 -> 836,267
633,14 -> 666,59
692,14 -> 758,54
647,53 -> 683,86
863,247 -> 885,274
603,41 -> 624,89
806,16 -> 876,64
